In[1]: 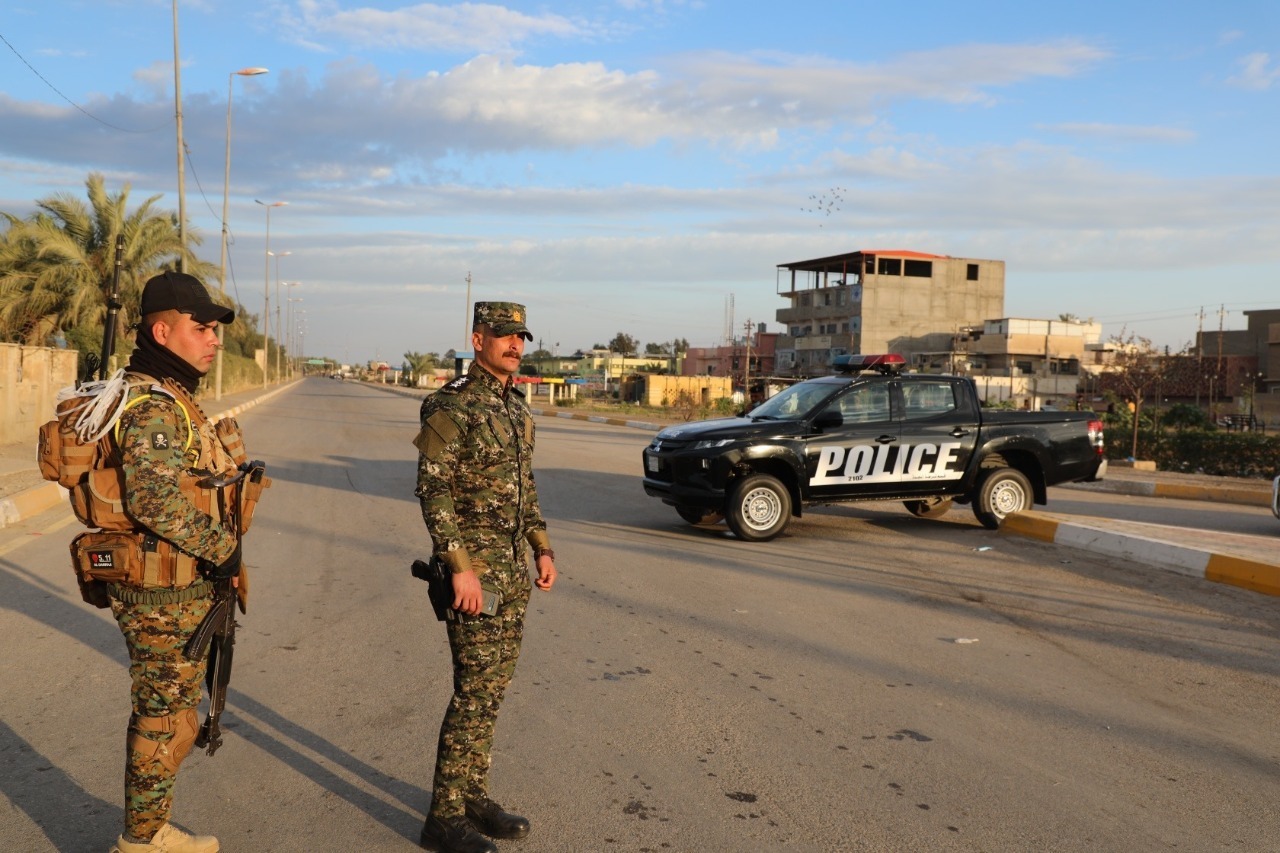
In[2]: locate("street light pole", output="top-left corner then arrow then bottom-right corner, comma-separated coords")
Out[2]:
269,250 -> 291,383
256,200 -> 287,388
285,283 -> 301,378
215,66 -> 269,401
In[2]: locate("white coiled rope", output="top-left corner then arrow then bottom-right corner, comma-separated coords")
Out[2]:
53,369 -> 147,444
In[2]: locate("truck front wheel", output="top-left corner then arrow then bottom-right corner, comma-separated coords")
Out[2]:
972,468 -> 1032,529
726,474 -> 791,541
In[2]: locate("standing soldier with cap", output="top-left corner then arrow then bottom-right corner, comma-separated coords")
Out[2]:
414,302 -> 558,853
65,272 -> 254,853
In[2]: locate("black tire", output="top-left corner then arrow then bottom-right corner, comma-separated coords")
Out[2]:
971,468 -> 1033,529
903,497 -> 953,519
725,474 -> 791,541
676,505 -> 723,525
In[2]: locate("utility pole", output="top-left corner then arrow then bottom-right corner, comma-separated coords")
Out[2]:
172,0 -> 186,272
743,318 -> 753,401
1196,307 -> 1204,364
463,271 -> 472,350
1217,304 -> 1225,373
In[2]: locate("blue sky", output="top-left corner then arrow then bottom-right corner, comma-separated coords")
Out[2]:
2,1 -> 1277,365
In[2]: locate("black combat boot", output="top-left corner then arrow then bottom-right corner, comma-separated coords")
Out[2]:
465,798 -> 531,840
419,814 -> 498,853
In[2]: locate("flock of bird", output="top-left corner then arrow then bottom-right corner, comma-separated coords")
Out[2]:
801,186 -> 845,225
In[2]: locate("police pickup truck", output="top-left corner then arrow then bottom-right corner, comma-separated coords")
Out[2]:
641,354 -> 1107,541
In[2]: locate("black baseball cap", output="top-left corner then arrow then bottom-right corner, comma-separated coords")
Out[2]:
140,271 -> 235,324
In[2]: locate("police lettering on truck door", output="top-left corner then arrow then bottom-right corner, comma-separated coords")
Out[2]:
811,442 -> 965,486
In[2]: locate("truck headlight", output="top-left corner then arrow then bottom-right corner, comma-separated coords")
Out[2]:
693,438 -> 734,450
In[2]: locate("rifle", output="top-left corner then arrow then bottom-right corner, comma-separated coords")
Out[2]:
183,460 -> 266,756
90,233 -> 126,383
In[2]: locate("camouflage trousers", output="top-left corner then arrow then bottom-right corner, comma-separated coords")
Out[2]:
430,586 -> 530,819
110,588 -> 211,840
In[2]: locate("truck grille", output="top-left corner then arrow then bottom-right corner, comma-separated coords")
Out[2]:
649,438 -> 693,452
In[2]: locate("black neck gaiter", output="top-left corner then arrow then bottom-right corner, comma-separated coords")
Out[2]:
126,326 -> 204,395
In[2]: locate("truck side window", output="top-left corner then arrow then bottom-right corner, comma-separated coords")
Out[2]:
902,381 -> 958,420
831,385 -> 891,423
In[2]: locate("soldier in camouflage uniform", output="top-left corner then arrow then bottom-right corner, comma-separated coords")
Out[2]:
414,302 -> 558,853
106,272 -> 244,853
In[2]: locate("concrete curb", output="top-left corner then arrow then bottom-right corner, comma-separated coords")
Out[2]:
1001,510 -> 1280,598
543,410 -> 664,431
0,481 -> 66,529
211,380 -> 300,422
358,381 -> 670,432
1061,478 -> 1272,508
0,380 -> 301,529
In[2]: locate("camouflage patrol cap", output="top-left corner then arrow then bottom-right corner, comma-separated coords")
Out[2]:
473,301 -> 533,341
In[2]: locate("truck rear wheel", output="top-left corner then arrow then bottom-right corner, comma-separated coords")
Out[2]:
904,497 -> 953,519
676,505 -> 723,525
972,468 -> 1032,529
725,474 -> 791,541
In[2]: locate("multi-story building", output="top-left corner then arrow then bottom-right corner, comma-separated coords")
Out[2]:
958,318 -> 1101,408
774,249 -> 1005,376
1194,308 -> 1279,426
1197,308 -> 1280,396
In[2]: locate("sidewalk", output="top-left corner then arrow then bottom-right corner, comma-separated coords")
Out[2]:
5,382 -> 1278,597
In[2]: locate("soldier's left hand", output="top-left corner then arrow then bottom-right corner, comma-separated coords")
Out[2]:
534,554 -> 556,591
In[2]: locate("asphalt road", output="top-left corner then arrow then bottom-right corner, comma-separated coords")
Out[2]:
3,377 -> 1278,852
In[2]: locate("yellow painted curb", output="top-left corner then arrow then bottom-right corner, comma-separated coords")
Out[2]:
1003,510 -> 1280,599
0,481 -> 65,528
1001,511 -> 1059,542
1153,483 -> 1271,505
1205,554 -> 1280,597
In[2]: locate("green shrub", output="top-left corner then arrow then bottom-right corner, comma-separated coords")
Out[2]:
1104,426 -> 1280,478
711,397 -> 738,416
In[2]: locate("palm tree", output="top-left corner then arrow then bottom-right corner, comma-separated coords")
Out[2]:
403,351 -> 439,385
0,173 -> 219,348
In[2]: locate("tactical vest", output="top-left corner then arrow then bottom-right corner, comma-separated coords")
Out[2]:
38,373 -> 261,604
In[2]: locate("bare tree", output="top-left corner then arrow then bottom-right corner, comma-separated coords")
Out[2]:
1106,329 -> 1162,459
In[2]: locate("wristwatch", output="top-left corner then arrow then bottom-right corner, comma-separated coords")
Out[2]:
536,548 -> 555,561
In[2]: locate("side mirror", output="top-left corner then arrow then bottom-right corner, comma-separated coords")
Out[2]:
813,410 -> 843,430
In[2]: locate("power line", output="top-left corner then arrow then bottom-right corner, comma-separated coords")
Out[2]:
0,30 -> 170,134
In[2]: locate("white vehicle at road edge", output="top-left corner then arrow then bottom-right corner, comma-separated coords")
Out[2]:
1272,475 -> 1279,520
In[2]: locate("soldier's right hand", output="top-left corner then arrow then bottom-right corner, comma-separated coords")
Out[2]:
451,569 -> 484,616
203,543 -> 242,579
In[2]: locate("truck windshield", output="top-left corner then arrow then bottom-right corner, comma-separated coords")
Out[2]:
748,381 -> 842,421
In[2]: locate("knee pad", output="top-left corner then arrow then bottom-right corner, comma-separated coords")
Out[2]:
168,708 -> 199,769
128,709 -> 199,774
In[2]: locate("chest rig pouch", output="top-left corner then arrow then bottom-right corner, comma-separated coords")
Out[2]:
43,374 -> 261,606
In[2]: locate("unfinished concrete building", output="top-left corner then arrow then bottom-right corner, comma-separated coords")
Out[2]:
774,249 -> 1005,376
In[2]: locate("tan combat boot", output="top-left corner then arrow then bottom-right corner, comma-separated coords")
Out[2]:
111,823 -> 219,853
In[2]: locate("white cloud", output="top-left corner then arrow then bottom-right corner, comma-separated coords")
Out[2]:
1039,122 -> 1195,143
131,60 -> 177,97
290,0 -> 590,53
237,38 -> 1109,165
1226,52 -> 1280,90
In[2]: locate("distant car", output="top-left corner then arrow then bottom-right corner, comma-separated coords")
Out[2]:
1272,475 -> 1279,520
